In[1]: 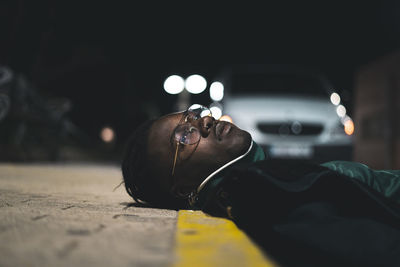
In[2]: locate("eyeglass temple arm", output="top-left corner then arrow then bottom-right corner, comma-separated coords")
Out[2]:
171,142 -> 179,176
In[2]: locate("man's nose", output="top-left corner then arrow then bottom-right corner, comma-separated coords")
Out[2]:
195,116 -> 215,137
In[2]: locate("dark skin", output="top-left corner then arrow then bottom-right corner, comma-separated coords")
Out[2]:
147,111 -> 252,198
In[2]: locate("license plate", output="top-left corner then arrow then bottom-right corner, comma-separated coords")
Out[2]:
269,144 -> 313,158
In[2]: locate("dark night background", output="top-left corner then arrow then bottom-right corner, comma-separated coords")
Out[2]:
1,1 -> 400,161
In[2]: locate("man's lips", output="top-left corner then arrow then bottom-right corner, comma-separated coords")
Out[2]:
215,121 -> 232,140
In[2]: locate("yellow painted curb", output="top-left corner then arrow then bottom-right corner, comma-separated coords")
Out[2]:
173,210 -> 277,267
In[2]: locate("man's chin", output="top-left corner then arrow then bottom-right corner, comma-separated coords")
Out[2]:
240,130 -> 252,153
227,129 -> 252,156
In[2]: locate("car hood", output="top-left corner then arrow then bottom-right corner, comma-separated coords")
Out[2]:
223,95 -> 339,124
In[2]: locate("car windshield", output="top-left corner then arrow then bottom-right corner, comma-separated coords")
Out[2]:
229,72 -> 328,97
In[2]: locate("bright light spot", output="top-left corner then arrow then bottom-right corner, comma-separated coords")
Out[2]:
340,115 -> 351,125
344,119 -> 354,135
100,127 -> 115,143
209,81 -> 224,101
219,115 -> 233,123
189,104 -> 212,117
201,109 -> 212,117
336,105 -> 346,117
185,74 -> 207,94
163,75 -> 185,94
330,92 -> 341,105
210,106 -> 222,119
189,103 -> 202,110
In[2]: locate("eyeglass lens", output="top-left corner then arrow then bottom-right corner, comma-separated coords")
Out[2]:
174,125 -> 200,145
175,105 -> 211,144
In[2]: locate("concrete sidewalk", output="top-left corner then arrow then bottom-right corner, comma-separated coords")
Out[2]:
0,163 -> 276,267
0,163 -> 177,267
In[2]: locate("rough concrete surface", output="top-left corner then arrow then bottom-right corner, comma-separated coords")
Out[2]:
0,163 -> 178,267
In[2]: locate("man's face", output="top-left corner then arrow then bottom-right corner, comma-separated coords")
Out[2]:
147,111 -> 252,196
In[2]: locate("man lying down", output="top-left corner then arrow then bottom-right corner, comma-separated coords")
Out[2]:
121,105 -> 400,267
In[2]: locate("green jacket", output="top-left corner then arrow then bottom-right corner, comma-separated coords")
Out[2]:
321,161 -> 400,205
191,157 -> 400,267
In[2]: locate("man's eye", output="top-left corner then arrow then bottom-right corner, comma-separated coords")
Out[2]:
179,133 -> 189,143
179,128 -> 195,144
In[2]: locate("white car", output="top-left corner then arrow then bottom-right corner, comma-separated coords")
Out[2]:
216,65 -> 354,163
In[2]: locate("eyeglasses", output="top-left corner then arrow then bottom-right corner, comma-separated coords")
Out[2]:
171,105 -> 212,178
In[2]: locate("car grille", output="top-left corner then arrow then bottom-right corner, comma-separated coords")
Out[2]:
257,122 -> 324,136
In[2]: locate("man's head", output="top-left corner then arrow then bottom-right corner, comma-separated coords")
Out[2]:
121,105 -> 252,208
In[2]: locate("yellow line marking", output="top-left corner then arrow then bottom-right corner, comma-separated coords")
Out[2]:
173,210 -> 277,267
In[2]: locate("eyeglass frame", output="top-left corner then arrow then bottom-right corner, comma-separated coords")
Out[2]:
170,105 -> 212,196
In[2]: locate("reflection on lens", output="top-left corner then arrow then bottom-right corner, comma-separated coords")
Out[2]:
189,104 -> 203,110
188,104 -> 211,118
200,109 -> 212,118
174,124 -> 200,145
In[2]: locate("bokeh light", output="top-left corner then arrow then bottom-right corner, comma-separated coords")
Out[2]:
330,92 -> 341,105
209,81 -> 224,101
344,119 -> 355,135
336,105 -> 346,117
100,127 -> 115,143
163,75 -> 185,94
219,115 -> 233,123
210,106 -> 222,119
185,74 -> 207,94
